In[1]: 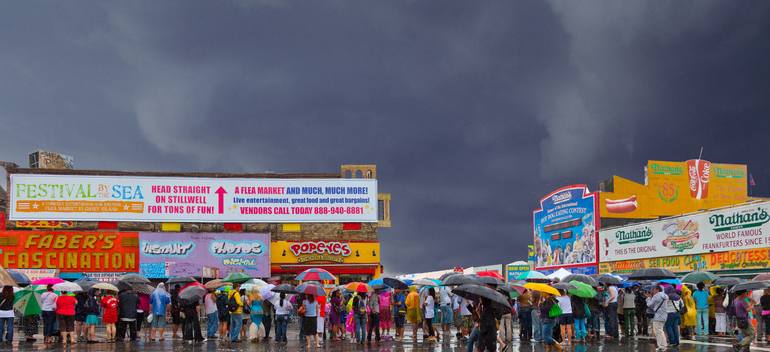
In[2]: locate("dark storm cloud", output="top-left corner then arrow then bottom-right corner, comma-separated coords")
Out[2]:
0,1 -> 769,274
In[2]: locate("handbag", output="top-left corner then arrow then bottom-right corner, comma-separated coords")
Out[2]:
548,302 -> 562,319
146,313 -> 154,324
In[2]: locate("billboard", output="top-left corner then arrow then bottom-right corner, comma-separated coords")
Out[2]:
270,241 -> 380,264
506,261 -> 530,282
9,174 -> 378,223
600,200 -> 770,262
599,247 -> 770,274
533,185 -> 598,270
0,231 -> 139,272
600,160 -> 748,219
139,232 -> 270,279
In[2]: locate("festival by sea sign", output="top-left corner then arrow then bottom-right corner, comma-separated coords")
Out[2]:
139,232 -> 270,279
533,185 -> 599,270
600,201 -> 770,261
0,231 -> 139,272
9,174 -> 378,223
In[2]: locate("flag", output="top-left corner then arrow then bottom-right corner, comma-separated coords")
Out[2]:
750,173 -> 757,187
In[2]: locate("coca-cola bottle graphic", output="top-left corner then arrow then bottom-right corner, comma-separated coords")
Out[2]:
687,159 -> 711,199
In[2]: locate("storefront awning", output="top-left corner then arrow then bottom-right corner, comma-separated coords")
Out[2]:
271,264 -> 379,275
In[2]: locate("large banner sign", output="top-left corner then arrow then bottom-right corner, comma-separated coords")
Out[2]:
599,247 -> 770,274
271,241 -> 380,264
600,201 -> 770,261
0,231 -> 139,272
9,174 -> 377,223
533,185 -> 599,270
600,160 -> 747,219
139,232 -> 270,279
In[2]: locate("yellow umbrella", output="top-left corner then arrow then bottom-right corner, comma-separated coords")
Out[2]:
524,282 -> 560,296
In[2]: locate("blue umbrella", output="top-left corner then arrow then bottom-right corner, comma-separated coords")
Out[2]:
659,279 -> 682,285
368,279 -> 384,286
8,270 -> 30,287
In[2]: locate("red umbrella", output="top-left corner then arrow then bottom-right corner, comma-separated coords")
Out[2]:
31,278 -> 65,286
476,271 -> 504,280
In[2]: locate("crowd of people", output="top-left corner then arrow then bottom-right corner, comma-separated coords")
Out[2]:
5,277 -> 770,352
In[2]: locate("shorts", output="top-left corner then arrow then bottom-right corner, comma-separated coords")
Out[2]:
171,310 -> 181,325
394,314 -> 405,328
440,305 -> 453,325
560,313 -> 574,325
75,314 -> 86,322
151,315 -> 167,328
58,315 -> 75,332
85,315 -> 99,326
219,312 -> 230,323
303,316 -> 318,334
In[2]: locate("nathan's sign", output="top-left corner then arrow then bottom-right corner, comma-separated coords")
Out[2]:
600,247 -> 770,274
271,241 -> 379,265
0,231 -> 139,272
600,201 -> 770,262
9,174 -> 378,223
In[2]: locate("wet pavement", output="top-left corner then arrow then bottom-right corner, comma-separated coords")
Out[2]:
1,329 -> 755,352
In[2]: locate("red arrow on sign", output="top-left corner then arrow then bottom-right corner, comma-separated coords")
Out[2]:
215,187 -> 227,214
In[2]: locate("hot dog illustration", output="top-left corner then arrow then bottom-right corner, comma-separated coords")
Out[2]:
605,195 -> 638,213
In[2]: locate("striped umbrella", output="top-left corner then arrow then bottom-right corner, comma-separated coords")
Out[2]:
345,282 -> 371,293
296,268 -> 336,281
14,285 -> 46,316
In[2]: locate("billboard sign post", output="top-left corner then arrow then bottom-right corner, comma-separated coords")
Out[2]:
533,185 -> 599,274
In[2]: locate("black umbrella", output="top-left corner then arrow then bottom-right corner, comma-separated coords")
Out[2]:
119,273 -> 150,285
729,280 -> 770,293
115,281 -> 133,292
439,272 -> 461,281
441,274 -> 480,287
383,277 -> 409,290
372,284 -> 388,292
271,284 -> 296,294
75,277 -> 99,291
715,277 -> 743,287
167,276 -> 197,285
452,284 -> 511,311
562,274 -> 598,287
477,276 -> 501,287
552,282 -> 576,291
628,268 -> 677,281
597,274 -> 622,285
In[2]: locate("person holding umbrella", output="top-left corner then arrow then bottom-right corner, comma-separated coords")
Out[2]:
518,289 -> 533,342
693,282 -> 711,337
100,289 -> 119,342
84,289 -> 101,343
150,283 -> 171,341
329,290 -> 343,340
116,285 -> 139,342
556,290 -> 573,345
274,292 -> 292,343
302,294 -> 320,349
0,286 -> 14,344
540,293 -> 561,352
603,283 -> 620,340
367,289 -> 381,344
571,294 -> 588,342
421,288 -> 436,343
734,290 -> 755,352
646,285 -> 669,351
216,288 -> 230,340
55,290 -> 77,344
170,285 -> 182,339
391,288 -> 406,341
714,287 -> 727,337
203,288 -> 218,340
228,283 -> 244,343
41,284 -> 58,344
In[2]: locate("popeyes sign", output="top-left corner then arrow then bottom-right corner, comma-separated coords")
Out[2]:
290,241 -> 352,257
272,241 -> 380,264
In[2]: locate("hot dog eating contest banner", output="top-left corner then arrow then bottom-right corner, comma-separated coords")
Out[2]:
9,174 -> 377,223
600,200 -> 770,262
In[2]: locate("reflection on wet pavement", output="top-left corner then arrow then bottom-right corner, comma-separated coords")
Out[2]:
7,330 -> 747,352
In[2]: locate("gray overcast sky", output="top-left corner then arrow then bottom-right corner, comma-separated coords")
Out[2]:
1,1 -> 769,274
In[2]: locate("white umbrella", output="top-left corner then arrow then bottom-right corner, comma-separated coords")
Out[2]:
53,282 -> 82,293
547,268 -> 571,281
244,279 -> 268,288
92,283 -> 119,292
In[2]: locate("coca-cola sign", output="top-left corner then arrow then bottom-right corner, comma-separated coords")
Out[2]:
687,159 -> 711,199
289,241 -> 352,257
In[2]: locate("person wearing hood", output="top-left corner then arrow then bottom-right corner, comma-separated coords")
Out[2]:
665,288 -> 684,347
405,286 -> 422,342
150,283 -> 171,341
682,285 -> 697,339
646,285 -> 669,351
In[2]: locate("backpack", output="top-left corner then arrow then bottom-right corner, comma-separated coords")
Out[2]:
228,292 -> 240,313
216,293 -> 229,312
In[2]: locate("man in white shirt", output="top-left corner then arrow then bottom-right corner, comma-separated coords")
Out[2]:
604,284 -> 619,339
439,287 -> 453,334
